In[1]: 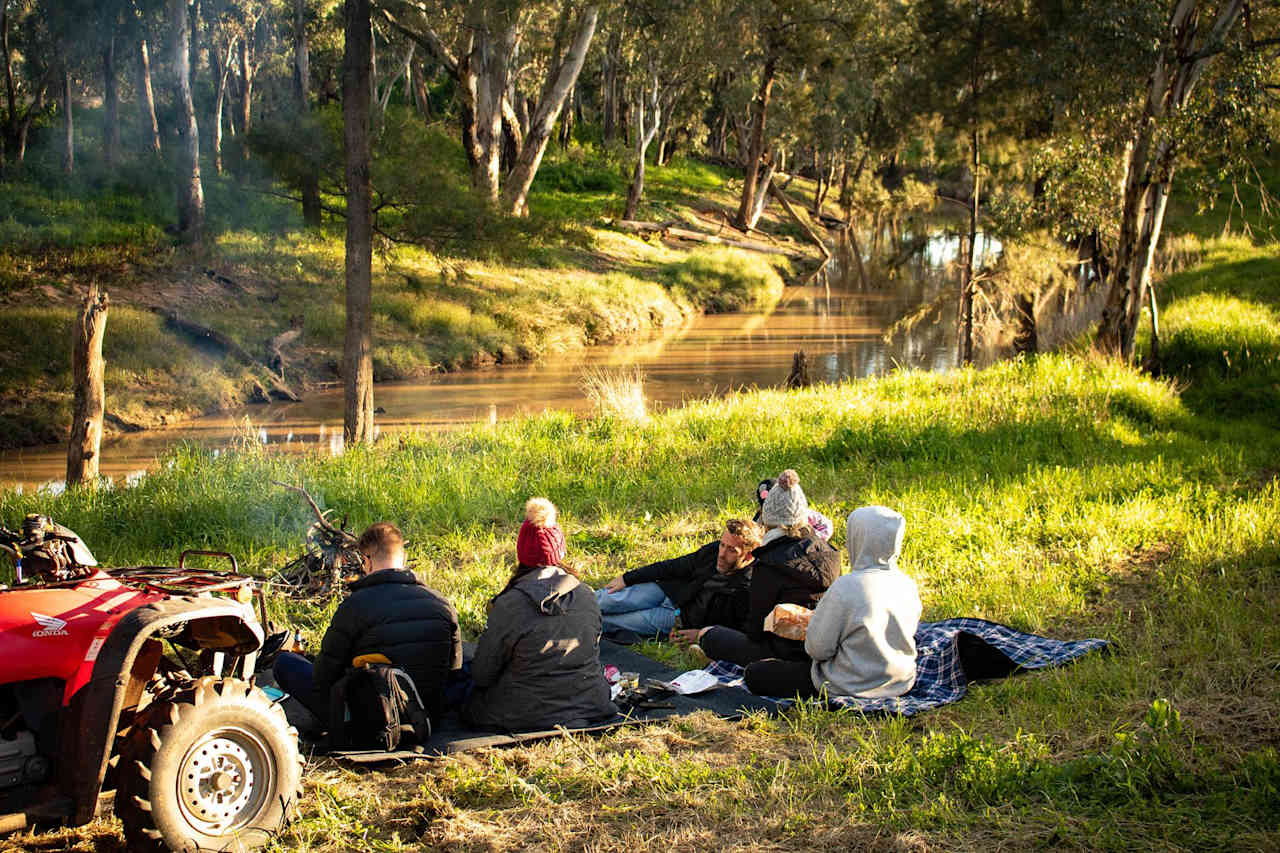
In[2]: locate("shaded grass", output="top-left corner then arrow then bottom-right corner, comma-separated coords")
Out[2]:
1140,236 -> 1280,417
1,350 -> 1278,850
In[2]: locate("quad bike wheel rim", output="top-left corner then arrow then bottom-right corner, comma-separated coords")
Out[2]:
175,725 -> 274,835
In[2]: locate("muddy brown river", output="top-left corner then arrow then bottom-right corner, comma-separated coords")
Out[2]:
0,229 -> 997,493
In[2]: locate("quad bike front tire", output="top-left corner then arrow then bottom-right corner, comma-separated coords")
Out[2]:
115,677 -> 303,852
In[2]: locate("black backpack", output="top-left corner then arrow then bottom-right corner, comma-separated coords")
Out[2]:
328,663 -> 432,751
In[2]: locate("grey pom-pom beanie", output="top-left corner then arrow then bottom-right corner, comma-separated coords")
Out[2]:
760,468 -> 809,527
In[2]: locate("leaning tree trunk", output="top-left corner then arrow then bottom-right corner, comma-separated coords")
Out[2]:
502,6 -> 598,216
171,0 -> 204,241
294,0 -> 321,226
343,0 -> 374,445
66,283 -> 108,489
138,38 -> 161,155
734,52 -> 777,231
103,34 -> 119,168
60,68 -> 73,174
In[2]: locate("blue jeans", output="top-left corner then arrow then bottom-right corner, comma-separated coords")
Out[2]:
596,583 -> 678,637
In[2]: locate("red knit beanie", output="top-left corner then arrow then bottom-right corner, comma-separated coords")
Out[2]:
516,497 -> 566,567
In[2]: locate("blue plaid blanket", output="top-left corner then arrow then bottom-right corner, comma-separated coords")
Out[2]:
704,618 -> 1109,716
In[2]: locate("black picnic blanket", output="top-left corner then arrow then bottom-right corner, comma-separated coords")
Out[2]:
705,617 -> 1110,715
326,640 -> 776,764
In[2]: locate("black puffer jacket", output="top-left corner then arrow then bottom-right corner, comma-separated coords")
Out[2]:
464,567 -> 617,732
312,569 -> 461,721
745,532 -> 841,642
623,541 -> 751,629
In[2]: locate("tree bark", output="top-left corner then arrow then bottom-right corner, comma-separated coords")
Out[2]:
238,36 -> 254,142
213,38 -> 234,174
958,125 -> 979,366
103,33 -> 119,168
66,283 -> 108,490
343,0 -> 374,445
1097,0 -> 1245,360
171,0 -> 204,241
294,0 -> 320,225
138,38 -> 161,155
623,75 -> 660,221
502,6 -> 598,216
60,68 -> 73,174
734,52 -> 777,231
602,28 -> 620,142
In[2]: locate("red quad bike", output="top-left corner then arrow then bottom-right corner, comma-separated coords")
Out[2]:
0,515 -> 302,852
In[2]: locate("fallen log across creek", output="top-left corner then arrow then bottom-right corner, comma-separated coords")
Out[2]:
157,309 -> 302,402
610,219 -> 809,260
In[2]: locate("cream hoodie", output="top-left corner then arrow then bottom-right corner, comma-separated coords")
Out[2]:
805,506 -> 921,698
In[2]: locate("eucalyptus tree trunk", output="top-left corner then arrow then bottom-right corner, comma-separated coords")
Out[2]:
503,5 -> 597,216
102,34 -> 119,168
343,0 -> 374,445
461,12 -> 516,203
734,52 -> 777,231
1097,0 -> 1243,361
602,28 -> 620,142
295,0 -> 321,226
66,283 -> 108,490
958,125 -> 980,366
138,38 -> 161,155
624,74 -> 660,221
212,38 -> 234,173
171,0 -> 204,241
238,37 -> 254,141
60,68 -> 73,174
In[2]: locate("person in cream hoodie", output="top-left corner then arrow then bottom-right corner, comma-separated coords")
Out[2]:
743,505 -> 922,699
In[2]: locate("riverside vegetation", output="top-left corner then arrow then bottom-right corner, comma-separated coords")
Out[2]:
0,219 -> 1277,849
0,145 -> 792,449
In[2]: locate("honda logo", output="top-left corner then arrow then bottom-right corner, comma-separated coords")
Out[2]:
31,612 -> 70,638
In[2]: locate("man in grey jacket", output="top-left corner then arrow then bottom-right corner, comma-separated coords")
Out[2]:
743,505 -> 922,699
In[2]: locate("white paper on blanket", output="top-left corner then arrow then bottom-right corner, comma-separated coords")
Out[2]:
764,603 -> 813,640
658,669 -> 722,695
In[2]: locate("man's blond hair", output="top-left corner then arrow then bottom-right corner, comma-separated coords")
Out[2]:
725,518 -> 763,549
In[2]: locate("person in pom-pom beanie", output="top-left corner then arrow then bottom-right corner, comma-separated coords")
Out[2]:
697,468 -> 841,667
463,498 -> 617,732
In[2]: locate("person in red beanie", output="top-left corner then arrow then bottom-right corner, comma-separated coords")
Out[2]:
463,498 -> 617,731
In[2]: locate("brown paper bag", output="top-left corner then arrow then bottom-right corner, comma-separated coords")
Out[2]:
764,603 -> 813,640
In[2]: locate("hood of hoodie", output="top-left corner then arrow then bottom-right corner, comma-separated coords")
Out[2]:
513,566 -> 580,614
846,506 -> 905,572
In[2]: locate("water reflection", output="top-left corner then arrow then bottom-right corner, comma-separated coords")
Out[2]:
0,220 -> 988,491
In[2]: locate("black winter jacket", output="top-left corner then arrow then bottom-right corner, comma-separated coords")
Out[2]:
623,541 -> 752,630
464,567 -> 617,732
744,533 -> 841,642
312,569 -> 461,721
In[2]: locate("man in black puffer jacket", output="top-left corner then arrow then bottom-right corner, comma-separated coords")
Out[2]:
273,523 -> 461,728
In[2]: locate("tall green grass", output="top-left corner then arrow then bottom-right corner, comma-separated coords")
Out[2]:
2,352 -> 1275,849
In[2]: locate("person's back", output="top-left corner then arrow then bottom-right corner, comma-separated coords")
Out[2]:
806,506 -> 920,698
466,566 -> 615,730
316,570 -> 459,719
274,522 -> 462,731
464,498 -> 616,731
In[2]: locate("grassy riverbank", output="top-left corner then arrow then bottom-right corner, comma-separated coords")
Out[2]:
0,153 -> 796,450
3,250 -> 1278,849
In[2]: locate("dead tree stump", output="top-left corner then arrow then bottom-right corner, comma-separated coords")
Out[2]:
786,349 -> 812,389
66,283 -> 109,488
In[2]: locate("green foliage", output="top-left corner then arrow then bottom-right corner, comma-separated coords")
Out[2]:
658,247 -> 787,312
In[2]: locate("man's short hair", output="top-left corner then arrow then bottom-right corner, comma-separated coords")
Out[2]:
357,522 -> 405,561
724,518 -> 763,550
